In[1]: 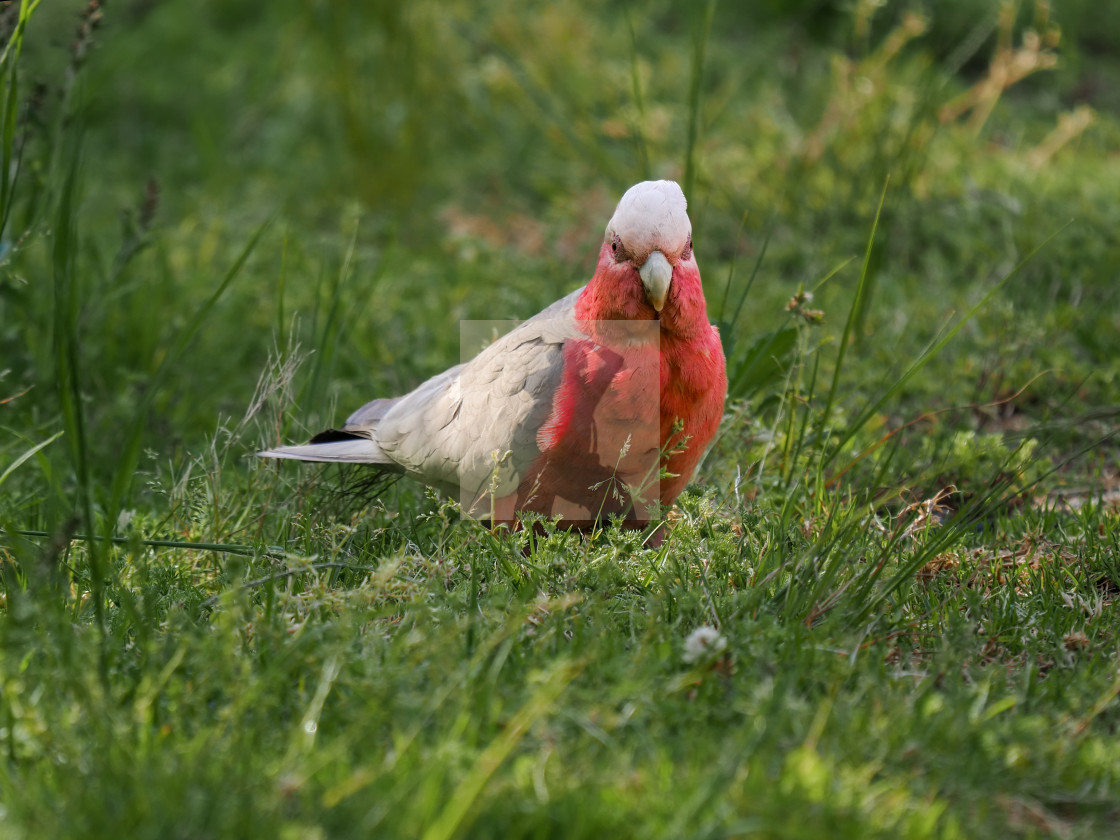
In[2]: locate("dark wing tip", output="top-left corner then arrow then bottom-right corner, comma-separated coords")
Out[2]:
308,428 -> 374,445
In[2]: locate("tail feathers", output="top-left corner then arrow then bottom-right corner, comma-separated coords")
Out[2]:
258,430 -> 394,465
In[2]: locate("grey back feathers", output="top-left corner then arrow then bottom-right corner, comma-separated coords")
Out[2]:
257,288 -> 582,501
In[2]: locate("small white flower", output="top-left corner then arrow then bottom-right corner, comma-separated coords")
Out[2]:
682,626 -> 728,664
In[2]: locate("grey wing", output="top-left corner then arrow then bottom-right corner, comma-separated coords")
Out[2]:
344,395 -> 404,429
372,288 -> 583,499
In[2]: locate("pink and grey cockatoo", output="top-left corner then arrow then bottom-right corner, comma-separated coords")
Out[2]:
259,180 -> 727,528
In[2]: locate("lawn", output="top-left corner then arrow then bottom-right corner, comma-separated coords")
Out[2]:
1,0 -> 1119,837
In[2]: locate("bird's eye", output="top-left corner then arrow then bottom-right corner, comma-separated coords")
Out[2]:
682,235 -> 693,261
610,235 -> 627,262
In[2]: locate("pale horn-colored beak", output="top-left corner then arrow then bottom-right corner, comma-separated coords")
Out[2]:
639,250 -> 672,312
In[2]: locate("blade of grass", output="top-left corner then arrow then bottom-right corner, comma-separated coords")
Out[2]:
723,206 -> 786,335
716,208 -> 750,324
782,348 -> 822,491
0,430 -> 62,489
51,126 -> 107,648
624,4 -> 650,181
683,0 -> 716,201
821,176 -> 889,430
0,0 -> 41,68
0,54 -> 20,240
0,0 -> 41,240
305,220 -> 359,410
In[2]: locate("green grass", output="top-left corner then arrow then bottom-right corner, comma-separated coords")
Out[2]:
2,0 -> 1120,837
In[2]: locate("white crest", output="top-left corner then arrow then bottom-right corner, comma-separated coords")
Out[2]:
606,180 -> 691,257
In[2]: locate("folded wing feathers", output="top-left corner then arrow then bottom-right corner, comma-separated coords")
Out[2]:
375,295 -> 575,495
344,396 -> 403,429
257,287 -> 582,494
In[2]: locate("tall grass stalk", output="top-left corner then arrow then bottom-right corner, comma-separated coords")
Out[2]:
822,177 -> 889,430
683,0 -> 716,202
0,0 -> 39,240
50,134 -> 108,649
305,220 -> 360,412
624,5 -> 650,181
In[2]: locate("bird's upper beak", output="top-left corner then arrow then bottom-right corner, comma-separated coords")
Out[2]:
639,250 -> 672,312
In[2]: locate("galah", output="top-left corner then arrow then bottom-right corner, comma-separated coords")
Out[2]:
259,180 -> 727,529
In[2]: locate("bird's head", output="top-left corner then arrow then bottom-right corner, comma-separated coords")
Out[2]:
579,180 -> 707,334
